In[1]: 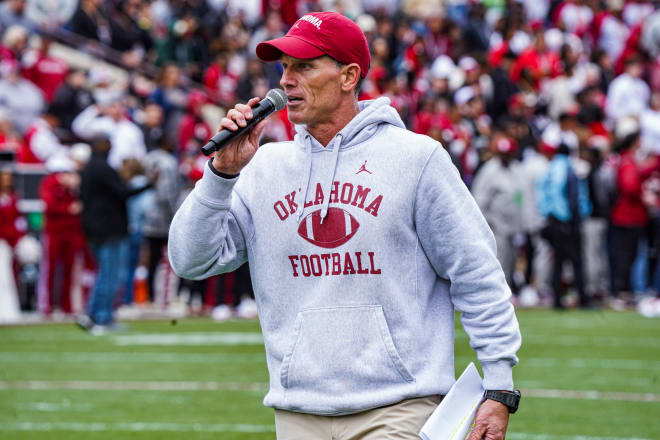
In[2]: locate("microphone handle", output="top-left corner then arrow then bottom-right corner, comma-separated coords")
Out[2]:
201,100 -> 275,156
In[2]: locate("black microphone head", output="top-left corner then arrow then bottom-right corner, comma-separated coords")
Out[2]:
265,89 -> 287,111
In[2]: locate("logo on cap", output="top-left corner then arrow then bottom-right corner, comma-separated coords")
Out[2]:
299,14 -> 323,30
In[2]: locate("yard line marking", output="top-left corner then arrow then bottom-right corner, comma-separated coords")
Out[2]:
455,356 -> 660,370
1,381 -> 659,403
15,400 -> 92,412
520,388 -> 660,402
6,352 -> 656,371
0,380 -> 269,392
453,332 -> 660,348
0,352 -> 265,364
0,423 -> 650,439
0,422 -> 276,433
509,433 -> 651,440
112,332 -> 264,346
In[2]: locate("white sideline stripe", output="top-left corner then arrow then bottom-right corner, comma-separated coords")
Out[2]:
0,352 -> 265,364
453,333 -> 660,348
520,388 -> 660,402
3,352 -> 658,371
455,356 -> 660,371
1,381 -> 659,403
0,423 -> 650,440
0,422 -> 275,433
3,330 -> 659,348
112,332 -> 264,346
0,380 -> 268,392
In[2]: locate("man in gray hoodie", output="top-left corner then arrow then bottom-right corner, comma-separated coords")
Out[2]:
168,11 -> 521,440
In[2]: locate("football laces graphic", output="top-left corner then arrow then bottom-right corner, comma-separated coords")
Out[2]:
297,207 -> 360,249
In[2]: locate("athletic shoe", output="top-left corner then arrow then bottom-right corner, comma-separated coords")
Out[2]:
89,325 -> 108,336
236,298 -> 258,319
211,304 -> 233,321
116,304 -> 141,320
75,315 -> 93,332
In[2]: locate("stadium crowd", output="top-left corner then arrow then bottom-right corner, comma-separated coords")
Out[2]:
2,0 -> 660,325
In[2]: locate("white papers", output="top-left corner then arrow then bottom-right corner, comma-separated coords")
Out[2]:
419,362 -> 485,440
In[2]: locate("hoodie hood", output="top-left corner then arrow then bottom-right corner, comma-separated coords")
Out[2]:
293,97 -> 406,152
293,97 -> 405,222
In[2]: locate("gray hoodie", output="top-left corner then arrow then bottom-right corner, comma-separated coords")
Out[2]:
168,97 -> 521,415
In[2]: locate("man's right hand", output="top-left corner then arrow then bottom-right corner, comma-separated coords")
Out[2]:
211,97 -> 268,176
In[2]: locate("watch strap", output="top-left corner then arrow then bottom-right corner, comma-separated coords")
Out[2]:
484,389 -> 521,414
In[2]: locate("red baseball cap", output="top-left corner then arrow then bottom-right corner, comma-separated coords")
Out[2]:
256,12 -> 370,78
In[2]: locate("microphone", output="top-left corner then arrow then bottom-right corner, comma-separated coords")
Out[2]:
201,88 -> 288,156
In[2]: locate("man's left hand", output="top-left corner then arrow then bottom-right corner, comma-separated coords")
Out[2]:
466,399 -> 510,440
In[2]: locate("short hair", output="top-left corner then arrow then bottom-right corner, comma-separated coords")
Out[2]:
333,59 -> 363,97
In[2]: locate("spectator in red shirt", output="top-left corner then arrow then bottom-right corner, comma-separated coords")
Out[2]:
17,107 -> 67,164
611,131 -> 659,299
22,37 -> 69,103
510,28 -> 563,89
177,89 -> 211,156
37,155 -> 85,316
0,165 -> 26,322
203,51 -> 239,106
0,166 -> 26,249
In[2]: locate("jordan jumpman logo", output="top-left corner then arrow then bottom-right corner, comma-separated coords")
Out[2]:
356,160 -> 373,175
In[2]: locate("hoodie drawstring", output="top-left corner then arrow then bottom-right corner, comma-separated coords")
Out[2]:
319,134 -> 342,224
296,135 -> 314,222
296,133 -> 343,224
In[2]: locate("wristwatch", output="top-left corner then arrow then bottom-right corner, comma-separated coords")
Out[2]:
484,389 -> 521,414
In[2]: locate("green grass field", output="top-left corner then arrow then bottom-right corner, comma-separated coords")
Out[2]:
1,310 -> 659,439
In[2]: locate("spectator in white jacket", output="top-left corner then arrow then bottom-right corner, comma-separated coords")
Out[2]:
0,59 -> 44,134
605,55 -> 650,123
72,98 -> 146,169
472,136 -> 526,292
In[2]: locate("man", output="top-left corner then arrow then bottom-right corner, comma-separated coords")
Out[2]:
78,134 -> 151,334
37,154 -> 84,316
536,143 -> 592,309
142,137 -> 179,304
471,136 -> 526,294
169,12 -> 521,439
72,97 -> 147,170
50,69 -> 94,132
17,106 -> 67,164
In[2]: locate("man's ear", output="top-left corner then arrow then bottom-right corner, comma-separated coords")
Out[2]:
341,63 -> 361,93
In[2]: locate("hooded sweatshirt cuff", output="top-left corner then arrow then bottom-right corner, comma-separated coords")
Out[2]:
193,159 -> 240,208
481,360 -> 514,391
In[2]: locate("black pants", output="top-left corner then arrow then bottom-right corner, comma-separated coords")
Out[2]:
146,236 -> 168,302
542,219 -> 588,308
611,225 -> 644,296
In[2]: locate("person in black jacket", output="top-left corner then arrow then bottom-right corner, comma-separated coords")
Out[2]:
50,70 -> 94,133
77,134 -> 151,333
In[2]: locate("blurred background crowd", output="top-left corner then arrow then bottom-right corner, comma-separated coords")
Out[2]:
2,0 -> 660,325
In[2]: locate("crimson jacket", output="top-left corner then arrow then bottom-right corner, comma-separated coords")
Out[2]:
39,173 -> 82,234
611,152 -> 659,227
0,192 -> 25,247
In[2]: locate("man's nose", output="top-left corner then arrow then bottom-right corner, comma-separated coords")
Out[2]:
280,67 -> 295,89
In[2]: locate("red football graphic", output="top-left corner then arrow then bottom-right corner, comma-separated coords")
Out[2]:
297,207 -> 360,249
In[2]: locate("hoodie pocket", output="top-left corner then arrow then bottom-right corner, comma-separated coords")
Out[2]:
280,305 -> 414,392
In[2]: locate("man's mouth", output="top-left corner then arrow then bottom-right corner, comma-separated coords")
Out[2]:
287,96 -> 304,104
